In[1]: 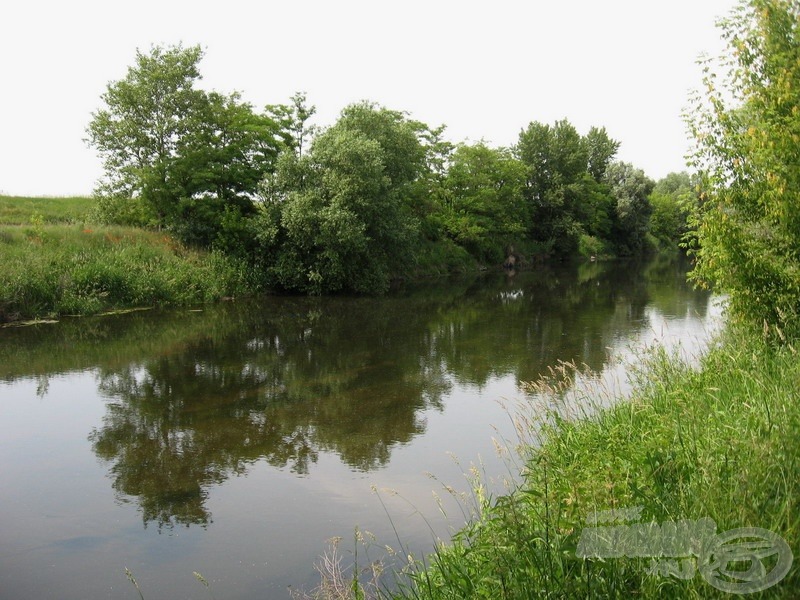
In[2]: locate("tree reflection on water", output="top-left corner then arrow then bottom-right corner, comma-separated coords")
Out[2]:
1,256 -> 709,529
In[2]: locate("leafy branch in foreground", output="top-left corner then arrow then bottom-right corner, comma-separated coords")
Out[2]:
686,0 -> 800,341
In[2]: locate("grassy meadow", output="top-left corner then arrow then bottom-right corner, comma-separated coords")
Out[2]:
0,194 -> 95,224
0,195 -> 251,323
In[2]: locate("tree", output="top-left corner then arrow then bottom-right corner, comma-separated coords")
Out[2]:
405,125 -> 455,242
517,120 -> 588,197
172,91 -> 282,247
87,44 -> 206,224
265,91 -> 317,158
516,119 -> 620,257
261,103 -> 423,294
516,120 -> 583,255
687,0 -> 800,338
604,161 -> 654,255
87,44 -> 281,243
334,101 -> 428,188
648,172 -> 696,248
585,126 -> 621,181
436,143 -> 527,261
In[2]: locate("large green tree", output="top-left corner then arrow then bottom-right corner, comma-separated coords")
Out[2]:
604,161 -> 655,255
265,91 -> 317,158
87,44 -> 281,242
687,0 -> 800,338
261,103 -> 423,294
87,45 -> 205,224
648,172 -> 696,248
516,119 -> 620,257
435,142 -> 526,262
585,126 -> 621,182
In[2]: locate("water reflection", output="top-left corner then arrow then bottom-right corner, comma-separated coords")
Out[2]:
0,255 -> 710,530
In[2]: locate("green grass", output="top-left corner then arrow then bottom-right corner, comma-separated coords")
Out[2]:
382,326 -> 799,598
0,195 -> 257,322
0,194 -> 94,224
0,223 -> 251,322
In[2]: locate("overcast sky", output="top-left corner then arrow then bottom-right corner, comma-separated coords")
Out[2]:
1,0 -> 738,197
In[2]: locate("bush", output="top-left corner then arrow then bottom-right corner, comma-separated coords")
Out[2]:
577,234 -> 612,260
687,0 -> 800,340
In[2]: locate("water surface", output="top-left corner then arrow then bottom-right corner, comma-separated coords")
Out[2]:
0,256 -> 717,599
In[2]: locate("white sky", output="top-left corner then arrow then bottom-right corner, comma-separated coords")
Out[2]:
1,0 -> 738,197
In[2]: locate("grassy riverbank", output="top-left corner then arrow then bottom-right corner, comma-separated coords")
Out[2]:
0,195 -> 251,323
376,325 -> 798,599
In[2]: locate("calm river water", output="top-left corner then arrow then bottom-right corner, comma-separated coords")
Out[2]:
0,256 -> 719,599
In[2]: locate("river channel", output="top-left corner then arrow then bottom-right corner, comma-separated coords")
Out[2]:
0,255 -> 719,599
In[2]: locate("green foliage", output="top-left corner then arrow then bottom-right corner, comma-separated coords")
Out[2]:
687,0 -> 800,339
87,44 -> 206,223
262,103 -> 423,294
604,161 -> 655,255
410,238 -> 477,276
0,224 -> 248,322
176,91 -> 280,202
433,143 -> 526,262
516,119 -> 622,259
648,172 -> 701,251
81,45 -> 668,292
571,173 -> 616,240
336,101 -> 428,188
585,126 -> 622,182
577,233 -> 612,260
91,193 -> 155,227
649,185 -> 689,250
265,91 -> 318,158
86,44 -> 282,245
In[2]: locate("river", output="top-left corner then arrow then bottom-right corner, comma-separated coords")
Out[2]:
0,255 -> 719,599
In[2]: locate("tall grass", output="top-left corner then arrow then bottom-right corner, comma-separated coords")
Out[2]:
0,224 -> 251,322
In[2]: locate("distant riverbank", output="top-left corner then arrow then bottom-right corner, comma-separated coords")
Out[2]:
0,194 -> 564,323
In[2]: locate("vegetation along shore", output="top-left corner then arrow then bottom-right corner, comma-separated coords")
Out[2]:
3,32 -> 690,322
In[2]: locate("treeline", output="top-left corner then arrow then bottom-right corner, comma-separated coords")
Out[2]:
88,44 -> 694,294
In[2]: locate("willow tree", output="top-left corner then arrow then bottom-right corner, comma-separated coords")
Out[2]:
687,0 -> 800,339
261,102 -> 423,294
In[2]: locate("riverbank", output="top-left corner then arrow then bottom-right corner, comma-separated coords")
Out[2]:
0,195 -> 247,323
0,195 -> 654,324
0,195 -> 498,323
379,324 -> 799,598
0,222 -> 251,323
